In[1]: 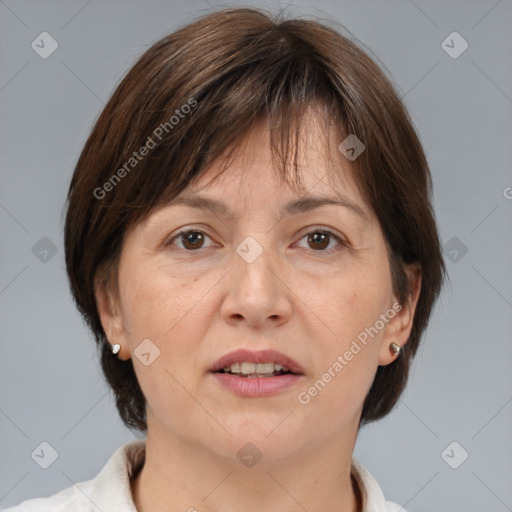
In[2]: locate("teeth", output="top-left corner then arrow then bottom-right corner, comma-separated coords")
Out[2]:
256,362 -> 274,374
241,362 -> 256,374
221,362 -> 290,375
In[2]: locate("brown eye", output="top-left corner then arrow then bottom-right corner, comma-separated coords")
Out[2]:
180,231 -> 205,250
307,232 -> 331,250
168,230 -> 212,251
297,229 -> 346,253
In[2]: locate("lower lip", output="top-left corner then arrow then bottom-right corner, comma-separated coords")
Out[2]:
211,372 -> 304,397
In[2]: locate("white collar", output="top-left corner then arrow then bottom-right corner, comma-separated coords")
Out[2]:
89,440 -> 404,512
9,440 -> 405,511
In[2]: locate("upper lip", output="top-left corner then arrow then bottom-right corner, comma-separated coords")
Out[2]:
210,349 -> 304,374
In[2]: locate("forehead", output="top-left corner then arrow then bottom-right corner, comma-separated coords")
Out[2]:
135,105 -> 374,234
163,122 -> 371,227
187,108 -> 362,201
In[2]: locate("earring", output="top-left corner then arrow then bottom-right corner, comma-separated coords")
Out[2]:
112,343 -> 121,355
389,342 -> 401,356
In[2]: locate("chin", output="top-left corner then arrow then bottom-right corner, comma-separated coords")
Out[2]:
217,416 -> 307,456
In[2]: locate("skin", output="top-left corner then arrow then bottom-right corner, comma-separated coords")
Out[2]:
95,109 -> 421,512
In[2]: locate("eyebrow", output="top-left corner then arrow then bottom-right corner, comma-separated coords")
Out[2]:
167,193 -> 369,223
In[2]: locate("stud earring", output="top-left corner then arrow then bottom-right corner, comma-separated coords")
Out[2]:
389,342 -> 401,356
112,343 -> 121,355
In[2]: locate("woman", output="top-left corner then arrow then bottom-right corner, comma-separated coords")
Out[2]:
7,7 -> 446,512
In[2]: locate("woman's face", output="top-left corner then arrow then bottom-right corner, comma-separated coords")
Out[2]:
97,112 -> 419,465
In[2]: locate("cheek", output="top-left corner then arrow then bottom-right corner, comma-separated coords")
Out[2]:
300,260 -> 391,345
119,263 -> 215,388
296,261 -> 391,406
296,352 -> 376,438
119,260 -> 204,339
296,284 -> 383,423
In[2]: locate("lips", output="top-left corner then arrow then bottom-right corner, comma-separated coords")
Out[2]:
210,348 -> 305,375
210,348 -> 305,398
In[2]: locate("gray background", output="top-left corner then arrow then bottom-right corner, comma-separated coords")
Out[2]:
1,0 -> 511,510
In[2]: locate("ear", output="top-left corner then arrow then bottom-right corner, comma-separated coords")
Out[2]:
378,264 -> 422,366
94,275 -> 131,361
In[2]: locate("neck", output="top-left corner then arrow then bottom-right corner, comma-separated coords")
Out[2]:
131,420 -> 362,512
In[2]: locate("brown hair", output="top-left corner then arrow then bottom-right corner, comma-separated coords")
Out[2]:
63,7 -> 446,432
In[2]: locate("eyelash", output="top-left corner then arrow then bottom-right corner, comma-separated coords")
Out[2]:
165,227 -> 348,254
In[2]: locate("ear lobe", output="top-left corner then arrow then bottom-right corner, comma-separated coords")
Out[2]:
378,265 -> 422,366
94,276 -> 131,361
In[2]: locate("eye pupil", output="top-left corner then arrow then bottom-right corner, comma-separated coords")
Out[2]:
308,232 -> 329,250
183,231 -> 204,250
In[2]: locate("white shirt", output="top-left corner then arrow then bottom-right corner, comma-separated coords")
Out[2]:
4,440 -> 407,512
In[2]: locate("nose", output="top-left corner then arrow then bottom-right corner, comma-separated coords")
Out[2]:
220,244 -> 292,329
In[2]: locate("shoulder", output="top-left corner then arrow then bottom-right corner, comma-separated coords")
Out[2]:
3,440 -> 146,512
2,482 -> 92,511
351,457 -> 409,512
